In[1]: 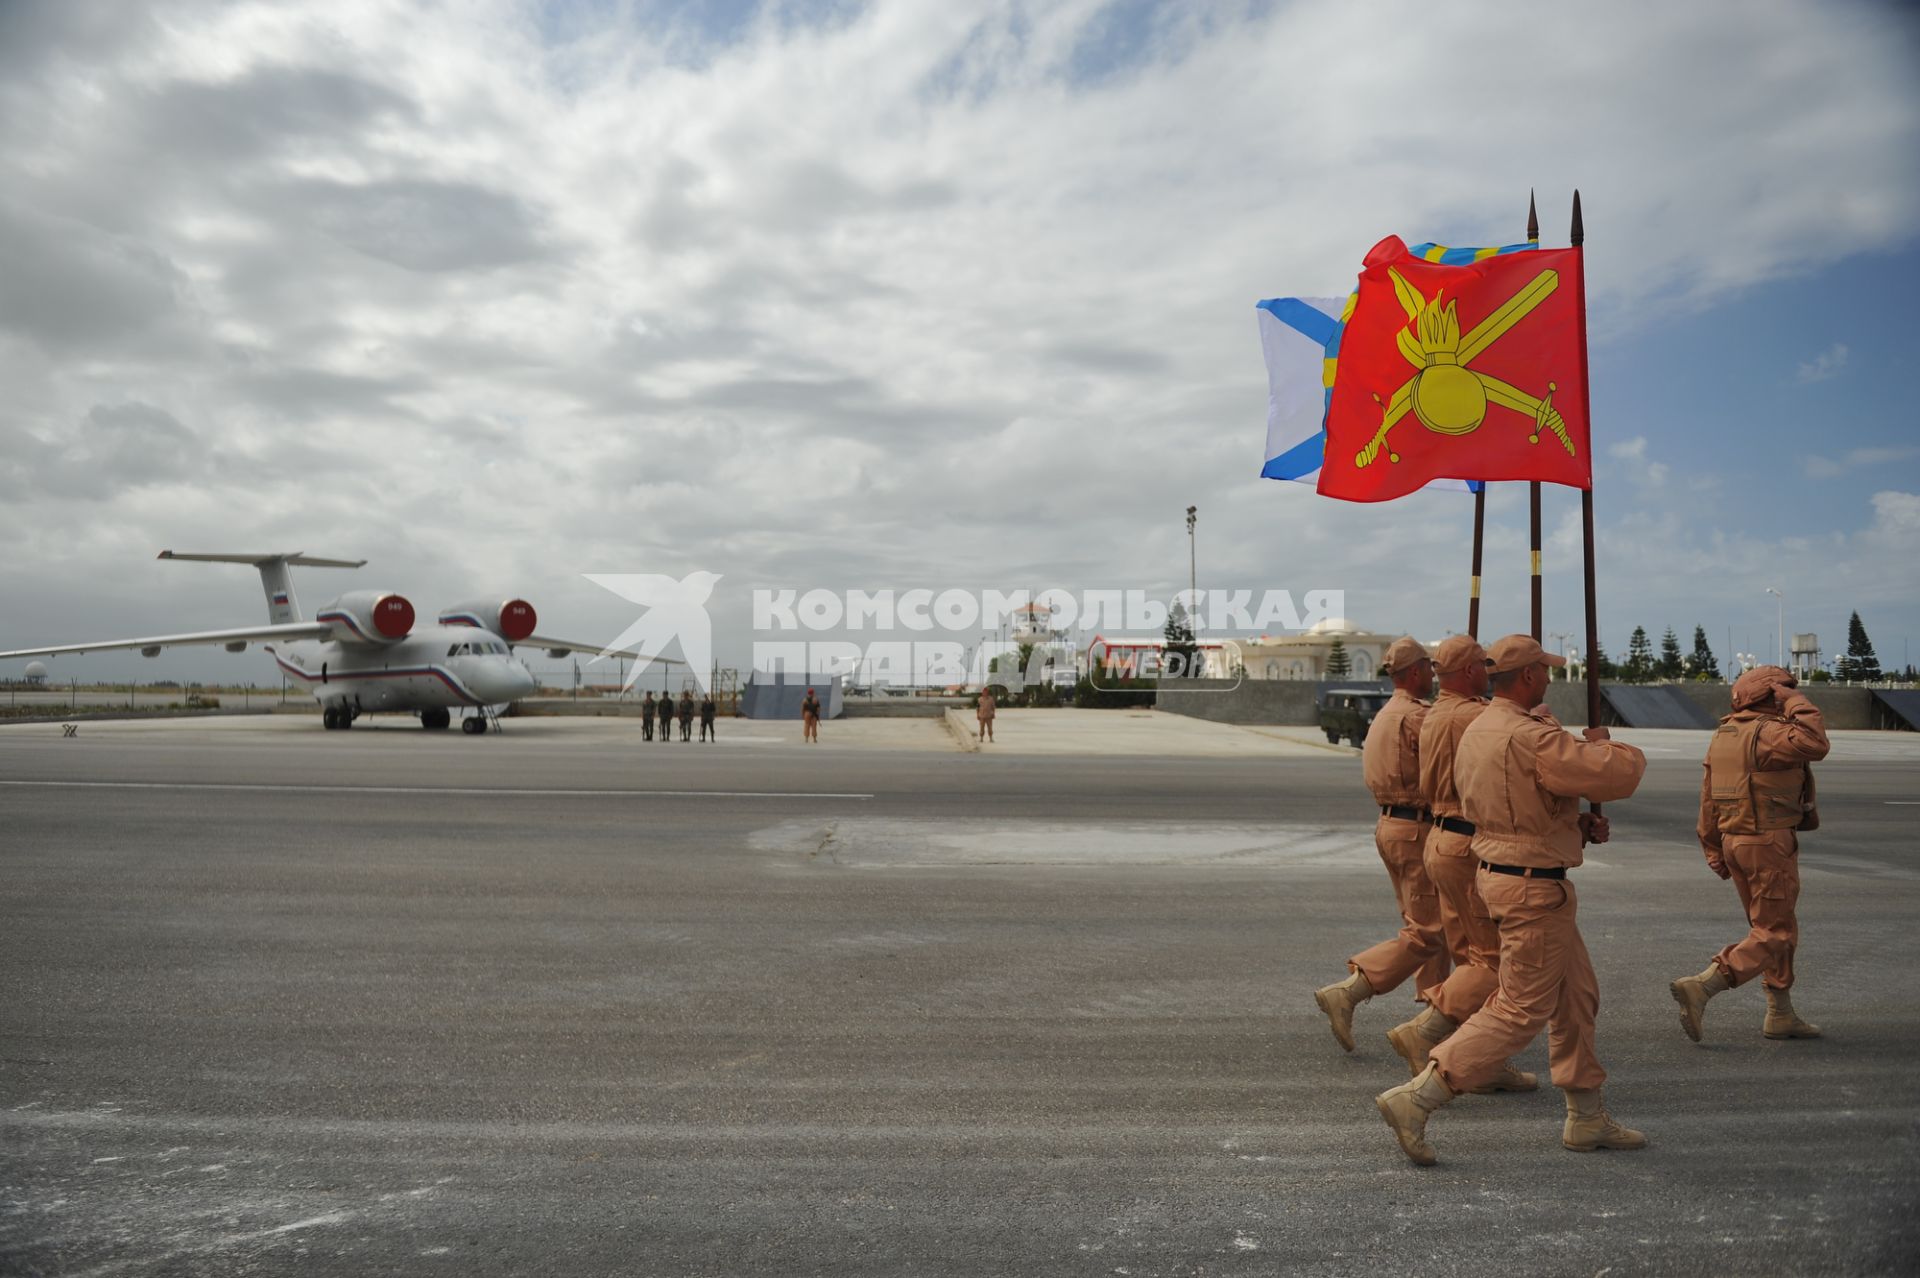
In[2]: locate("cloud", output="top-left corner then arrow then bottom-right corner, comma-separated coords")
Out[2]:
1867,489 -> 1920,544
1795,342 -> 1849,384
1803,444 -> 1920,479
1607,435 -> 1668,485
0,0 -> 1915,679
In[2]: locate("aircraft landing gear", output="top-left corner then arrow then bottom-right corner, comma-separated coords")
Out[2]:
461,714 -> 486,735
422,707 -> 452,730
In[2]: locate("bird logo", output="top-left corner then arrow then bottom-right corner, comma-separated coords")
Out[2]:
583,571 -> 723,693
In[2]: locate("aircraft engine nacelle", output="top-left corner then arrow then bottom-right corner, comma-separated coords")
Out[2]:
437,598 -> 537,642
317,591 -> 416,644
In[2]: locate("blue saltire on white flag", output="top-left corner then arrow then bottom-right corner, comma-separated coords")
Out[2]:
1256,296 -> 1475,493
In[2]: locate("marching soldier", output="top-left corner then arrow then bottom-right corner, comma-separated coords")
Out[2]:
1384,635 -> 1536,1093
1313,637 -> 1449,1051
1669,665 -> 1828,1042
1375,635 -> 1647,1165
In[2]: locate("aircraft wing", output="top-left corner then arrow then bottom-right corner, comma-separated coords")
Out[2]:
0,621 -> 335,660
514,634 -> 685,664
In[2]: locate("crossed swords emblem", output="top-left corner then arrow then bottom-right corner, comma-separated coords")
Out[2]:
1354,266 -> 1576,468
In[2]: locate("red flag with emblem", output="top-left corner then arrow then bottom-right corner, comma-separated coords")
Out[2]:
1315,236 -> 1591,503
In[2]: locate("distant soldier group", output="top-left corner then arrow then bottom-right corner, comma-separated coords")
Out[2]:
639,690 -> 720,742
1312,635 -> 1828,1166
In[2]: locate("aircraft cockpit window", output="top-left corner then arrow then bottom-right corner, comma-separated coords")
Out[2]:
448,644 -> 459,657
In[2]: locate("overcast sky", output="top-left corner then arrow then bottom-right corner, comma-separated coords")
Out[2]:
2,0 -> 1917,685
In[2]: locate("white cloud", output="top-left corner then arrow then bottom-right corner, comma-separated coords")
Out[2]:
1804,444 -> 1919,479
0,0 -> 1916,677
1607,436 -> 1667,485
1796,342 -> 1850,384
1868,490 -> 1920,543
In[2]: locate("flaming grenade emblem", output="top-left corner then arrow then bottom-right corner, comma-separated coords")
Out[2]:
1357,266 -> 1576,467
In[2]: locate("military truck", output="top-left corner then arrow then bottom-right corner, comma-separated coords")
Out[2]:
1317,687 -> 1390,747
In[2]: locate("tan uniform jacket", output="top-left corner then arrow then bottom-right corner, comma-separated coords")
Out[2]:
1455,698 -> 1647,869
1697,691 -> 1830,855
1362,689 -> 1428,809
1418,691 -> 1487,819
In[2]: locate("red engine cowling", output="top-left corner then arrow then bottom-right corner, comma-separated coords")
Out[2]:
317,591 -> 416,643
437,598 -> 537,642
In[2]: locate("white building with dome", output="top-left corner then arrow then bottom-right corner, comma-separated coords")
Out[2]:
1233,617 -> 1396,682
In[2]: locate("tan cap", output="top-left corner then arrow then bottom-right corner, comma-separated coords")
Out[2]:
1731,664 -> 1793,711
1381,636 -> 1430,675
1486,634 -> 1567,674
1432,634 -> 1489,675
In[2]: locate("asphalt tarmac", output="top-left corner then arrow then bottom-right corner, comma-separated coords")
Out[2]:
3,717 -> 1918,1276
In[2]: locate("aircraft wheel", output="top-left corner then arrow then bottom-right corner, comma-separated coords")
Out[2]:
462,715 -> 484,735
322,706 -> 340,730
423,708 -> 450,730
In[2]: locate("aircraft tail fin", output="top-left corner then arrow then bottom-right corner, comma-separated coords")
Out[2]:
158,550 -> 366,625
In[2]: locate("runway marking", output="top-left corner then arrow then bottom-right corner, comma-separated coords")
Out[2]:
0,780 -> 873,800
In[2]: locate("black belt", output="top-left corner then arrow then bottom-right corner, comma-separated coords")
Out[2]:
1480,861 -> 1566,880
1380,805 -> 1432,822
1436,816 -> 1475,836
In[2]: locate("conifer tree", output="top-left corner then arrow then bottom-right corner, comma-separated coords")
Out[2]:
1658,627 -> 1684,680
1326,636 -> 1351,679
1623,626 -> 1654,683
1690,626 -> 1721,679
1836,611 -> 1881,682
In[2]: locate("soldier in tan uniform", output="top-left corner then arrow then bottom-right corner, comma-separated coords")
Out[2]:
1375,635 -> 1647,1165
1383,635 -> 1536,1093
1313,637 -> 1449,1051
1669,665 -> 1828,1042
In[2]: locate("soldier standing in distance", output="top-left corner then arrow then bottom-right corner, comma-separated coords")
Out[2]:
1384,635 -> 1536,1093
801,688 -> 821,743
699,692 -> 718,742
1313,637 -> 1449,1051
1669,665 -> 1828,1042
656,690 -> 674,744
641,690 -> 656,742
1376,635 -> 1647,1165
678,690 -> 695,741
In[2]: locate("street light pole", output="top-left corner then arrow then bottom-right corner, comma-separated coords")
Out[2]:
1185,505 -> 1198,633
1766,586 -> 1784,667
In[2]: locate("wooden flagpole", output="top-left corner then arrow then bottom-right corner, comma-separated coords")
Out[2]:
1468,486 -> 1485,639
1528,192 -> 1543,642
1572,190 -> 1602,733
1470,193 -> 1537,642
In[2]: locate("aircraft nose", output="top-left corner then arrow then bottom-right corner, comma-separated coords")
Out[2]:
475,659 -> 537,704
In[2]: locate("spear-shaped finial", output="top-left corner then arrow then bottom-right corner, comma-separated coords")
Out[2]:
1527,189 -> 1539,244
1571,189 -> 1584,248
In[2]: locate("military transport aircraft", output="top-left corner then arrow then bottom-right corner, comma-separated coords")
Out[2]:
0,551 -> 672,733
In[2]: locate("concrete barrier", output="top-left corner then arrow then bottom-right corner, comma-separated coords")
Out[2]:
1155,679 -> 1381,726
843,698 -> 966,719
942,708 -> 982,752
1160,678 -> 1885,730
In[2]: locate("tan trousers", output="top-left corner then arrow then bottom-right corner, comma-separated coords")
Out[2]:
1422,827 -> 1501,1024
1428,869 -> 1606,1093
1350,815 -> 1448,998
1713,829 -> 1800,991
